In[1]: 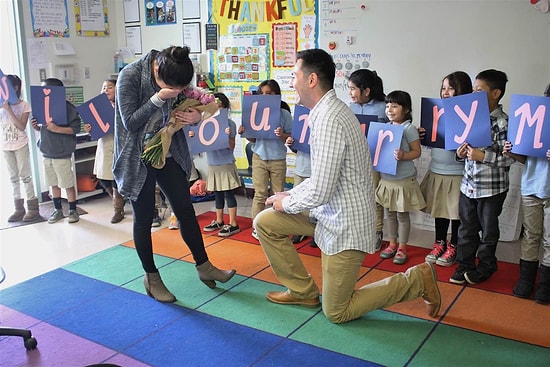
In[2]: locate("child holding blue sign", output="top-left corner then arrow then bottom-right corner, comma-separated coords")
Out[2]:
31,78 -> 82,224
1,74 -> 39,222
202,92 -> 241,237
376,90 -> 425,265
238,79 -> 293,240
420,71 -> 472,267
348,69 -> 388,250
451,69 -> 515,285
501,84 -> 550,304
84,79 -> 126,224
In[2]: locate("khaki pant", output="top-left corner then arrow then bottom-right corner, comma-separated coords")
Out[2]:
521,195 -> 550,267
255,208 -> 426,323
43,157 -> 75,189
3,145 -> 36,200
251,153 -> 287,219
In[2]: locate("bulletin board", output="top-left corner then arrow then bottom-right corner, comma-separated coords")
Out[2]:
207,0 -> 317,180
208,0 -> 316,98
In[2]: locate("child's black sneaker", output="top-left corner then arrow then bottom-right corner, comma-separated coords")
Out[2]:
204,220 -> 224,232
218,224 -> 240,237
450,267 -> 467,284
464,271 -> 490,285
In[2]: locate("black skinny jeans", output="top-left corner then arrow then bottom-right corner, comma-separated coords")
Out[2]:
131,158 -> 208,273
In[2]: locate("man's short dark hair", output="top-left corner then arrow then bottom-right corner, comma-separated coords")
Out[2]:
296,49 -> 335,91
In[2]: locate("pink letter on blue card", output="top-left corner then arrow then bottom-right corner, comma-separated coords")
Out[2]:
291,104 -> 310,153
30,85 -> 67,126
185,108 -> 230,155
76,93 -> 114,140
442,92 -> 491,149
356,114 -> 378,139
241,95 -> 281,139
0,69 -> 18,105
367,122 -> 403,175
420,97 -> 445,149
508,94 -> 550,158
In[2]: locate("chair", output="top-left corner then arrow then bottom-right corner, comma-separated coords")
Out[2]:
0,266 -> 38,350
237,142 -> 254,198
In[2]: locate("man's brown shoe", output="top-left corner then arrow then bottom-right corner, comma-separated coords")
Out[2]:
266,290 -> 320,308
417,262 -> 441,317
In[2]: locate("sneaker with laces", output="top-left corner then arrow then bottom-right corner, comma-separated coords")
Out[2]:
251,228 -> 259,240
464,270 -> 490,285
436,243 -> 457,266
168,212 -> 179,230
450,267 -> 467,284
204,220 -> 223,232
151,215 -> 161,228
218,224 -> 240,237
425,240 -> 447,263
67,209 -> 79,223
375,231 -> 383,251
48,209 -> 64,224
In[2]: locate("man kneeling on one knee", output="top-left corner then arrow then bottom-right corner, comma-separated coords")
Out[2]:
254,48 -> 441,324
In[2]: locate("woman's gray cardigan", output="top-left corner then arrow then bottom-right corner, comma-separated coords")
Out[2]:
113,50 -> 193,201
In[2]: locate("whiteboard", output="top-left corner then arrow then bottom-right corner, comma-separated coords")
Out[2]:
318,0 -> 550,117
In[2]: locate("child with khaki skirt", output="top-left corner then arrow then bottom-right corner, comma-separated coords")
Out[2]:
202,92 -> 241,237
420,71 -> 472,266
376,90 -> 426,264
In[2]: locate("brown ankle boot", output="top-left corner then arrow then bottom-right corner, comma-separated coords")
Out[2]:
8,199 -> 25,222
144,272 -> 176,303
23,198 -> 41,222
111,188 -> 125,224
196,260 -> 236,289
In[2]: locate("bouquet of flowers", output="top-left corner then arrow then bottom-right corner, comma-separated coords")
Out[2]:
141,87 -> 218,168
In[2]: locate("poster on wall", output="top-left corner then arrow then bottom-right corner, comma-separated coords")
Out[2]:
124,0 -> 140,22
125,26 -> 142,54
145,0 -> 176,26
74,0 -> 110,36
182,22 -> 201,53
182,0 -> 200,19
209,0 -> 316,90
272,23 -> 297,68
205,23 -> 218,50
217,35 -> 270,83
31,0 -> 70,37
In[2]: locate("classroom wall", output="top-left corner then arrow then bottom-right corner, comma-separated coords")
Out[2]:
11,0 -> 550,196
